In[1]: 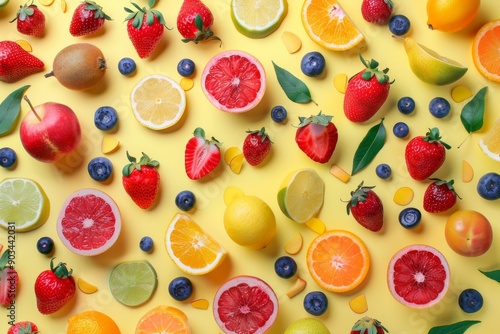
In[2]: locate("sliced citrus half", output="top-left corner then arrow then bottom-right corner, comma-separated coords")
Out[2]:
109,260 -> 157,307
306,230 -> 370,293
135,305 -> 191,334
230,0 -> 288,38
472,19 -> 500,83
130,75 -> 186,130
479,117 -> 500,162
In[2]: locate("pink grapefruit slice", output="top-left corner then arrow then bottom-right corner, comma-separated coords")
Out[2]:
57,188 -> 121,256
213,275 -> 278,334
387,244 -> 450,309
201,50 -> 266,113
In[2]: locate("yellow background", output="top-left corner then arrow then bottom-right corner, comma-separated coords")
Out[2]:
0,0 -> 499,333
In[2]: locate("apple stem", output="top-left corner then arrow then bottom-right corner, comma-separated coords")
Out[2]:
23,95 -> 42,121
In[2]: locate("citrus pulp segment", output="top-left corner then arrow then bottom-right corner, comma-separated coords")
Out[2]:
387,244 -> 450,308
77,277 -> 98,294
306,230 -> 370,293
0,178 -> 49,232
472,20 -> 500,83
165,213 -> 227,275
230,0 -> 288,39
67,310 -> 120,334
135,305 -> 191,334
301,0 -> 364,51
479,117 -> 500,162
201,50 -> 266,113
56,188 -> 121,256
130,75 -> 186,130
109,260 -> 158,307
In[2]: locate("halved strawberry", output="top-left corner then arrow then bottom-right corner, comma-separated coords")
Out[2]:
185,127 -> 221,180
295,112 -> 338,163
8,321 -> 38,334
0,249 -> 18,307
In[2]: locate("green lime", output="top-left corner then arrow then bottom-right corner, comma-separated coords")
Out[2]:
109,260 -> 157,306
284,318 -> 331,334
230,0 -> 288,39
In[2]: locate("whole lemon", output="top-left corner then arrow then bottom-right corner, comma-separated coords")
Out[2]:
224,194 -> 276,250
67,310 -> 120,334
284,318 -> 331,334
427,0 -> 480,33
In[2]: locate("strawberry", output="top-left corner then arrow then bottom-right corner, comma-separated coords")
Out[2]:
124,0 -> 167,59
361,0 -> 394,24
0,249 -> 18,307
69,0 -> 111,37
295,112 -> 338,164
122,151 -> 160,209
423,179 -> 460,213
405,127 -> 451,181
177,0 -> 221,44
34,258 -> 75,315
243,127 -> 272,166
350,316 -> 388,334
346,182 -> 384,232
0,41 -> 44,83
10,1 -> 45,37
344,54 -> 392,123
185,127 -> 221,180
7,321 -> 39,334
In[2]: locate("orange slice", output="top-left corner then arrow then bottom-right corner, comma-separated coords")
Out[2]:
136,305 -> 191,334
472,20 -> 500,83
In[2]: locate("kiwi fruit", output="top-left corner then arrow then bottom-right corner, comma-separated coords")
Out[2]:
45,43 -> 106,90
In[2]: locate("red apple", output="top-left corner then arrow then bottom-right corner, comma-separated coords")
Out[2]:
20,101 -> 81,163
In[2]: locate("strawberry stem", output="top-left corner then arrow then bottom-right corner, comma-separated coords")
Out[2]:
50,257 -> 73,279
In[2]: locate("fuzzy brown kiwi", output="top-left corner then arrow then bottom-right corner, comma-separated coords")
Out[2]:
45,43 -> 107,90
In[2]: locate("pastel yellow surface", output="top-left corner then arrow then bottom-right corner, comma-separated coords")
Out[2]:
0,1 -> 499,334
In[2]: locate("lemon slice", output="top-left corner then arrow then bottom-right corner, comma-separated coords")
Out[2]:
109,260 -> 157,306
230,0 -> 288,39
479,117 -> 500,162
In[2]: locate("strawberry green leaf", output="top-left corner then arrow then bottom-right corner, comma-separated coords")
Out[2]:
352,118 -> 386,175
428,320 -> 481,334
479,269 -> 500,282
272,61 -> 314,104
0,85 -> 30,136
460,87 -> 487,133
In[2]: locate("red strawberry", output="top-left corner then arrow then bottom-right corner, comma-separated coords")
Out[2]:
350,316 -> 388,334
7,321 -> 38,334
361,0 -> 394,24
346,182 -> 384,232
69,0 -> 111,37
177,0 -> 221,44
185,127 -> 221,180
125,0 -> 167,58
423,179 -> 460,213
0,250 -> 18,307
122,151 -> 160,209
243,127 -> 272,166
344,54 -> 392,123
405,127 -> 451,181
10,1 -> 45,37
295,112 -> 338,163
34,258 -> 75,315
0,41 -> 44,83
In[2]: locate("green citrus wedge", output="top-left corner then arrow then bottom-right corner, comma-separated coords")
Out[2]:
109,260 -> 157,307
0,0 -> 9,9
230,0 -> 288,39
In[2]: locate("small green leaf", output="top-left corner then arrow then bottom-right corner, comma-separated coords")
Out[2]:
352,118 -> 386,175
0,85 -> 30,136
272,61 -> 313,104
460,87 -> 487,133
428,320 -> 481,334
479,269 -> 500,282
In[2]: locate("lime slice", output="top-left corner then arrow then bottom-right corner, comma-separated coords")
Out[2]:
0,178 -> 50,232
0,0 -> 10,9
230,0 -> 288,39
109,260 -> 157,306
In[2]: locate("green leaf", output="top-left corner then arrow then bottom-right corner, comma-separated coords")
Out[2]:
0,85 -> 30,136
479,269 -> 500,282
460,87 -> 487,133
352,118 -> 386,175
272,61 -> 313,104
428,320 -> 481,334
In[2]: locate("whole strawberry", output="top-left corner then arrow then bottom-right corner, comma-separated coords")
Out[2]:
423,179 -> 460,213
177,0 -> 221,44
350,316 -> 388,334
405,127 -> 451,181
69,0 -> 111,37
10,1 -> 45,37
7,321 -> 38,334
124,0 -> 167,58
122,151 -> 160,209
0,250 -> 18,307
295,112 -> 338,164
243,127 -> 272,166
185,127 -> 221,180
361,0 -> 394,24
34,258 -> 75,315
344,54 -> 392,123
346,182 -> 384,232
0,41 -> 44,83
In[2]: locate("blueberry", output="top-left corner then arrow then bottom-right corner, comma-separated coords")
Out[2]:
477,172 -> 500,200
94,106 -> 118,131
303,291 -> 328,316
271,105 -> 287,123
140,236 -> 154,252
36,237 -> 54,255
429,97 -> 451,118
458,288 -> 483,313
175,190 -> 196,211
375,163 -> 391,179
168,277 -> 193,301
0,147 -> 17,168
397,97 -> 415,114
300,51 -> 326,77
274,256 -> 297,279
177,58 -> 196,77
393,122 -> 409,138
389,14 -> 411,36
398,207 -> 422,229
118,57 -> 136,76
87,157 -> 113,182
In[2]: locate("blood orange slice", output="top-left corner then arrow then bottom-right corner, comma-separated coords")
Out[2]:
57,188 -> 121,256
387,244 -> 450,308
201,50 -> 266,113
213,275 -> 278,334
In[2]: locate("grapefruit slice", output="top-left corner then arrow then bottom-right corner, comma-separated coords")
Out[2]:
213,275 -> 278,334
57,189 -> 121,256
201,50 -> 266,113
387,244 -> 450,308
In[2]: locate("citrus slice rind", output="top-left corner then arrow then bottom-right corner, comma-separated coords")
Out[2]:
109,260 -> 158,307
479,118 -> 500,162
230,0 -> 288,39
472,20 -> 500,83
136,305 -> 190,334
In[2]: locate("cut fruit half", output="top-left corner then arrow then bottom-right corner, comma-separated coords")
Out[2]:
230,0 -> 288,38
479,117 -> 500,162
472,20 -> 500,83
109,260 -> 157,307
135,305 -> 191,334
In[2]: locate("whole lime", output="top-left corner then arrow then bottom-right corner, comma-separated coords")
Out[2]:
284,318 -> 331,334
